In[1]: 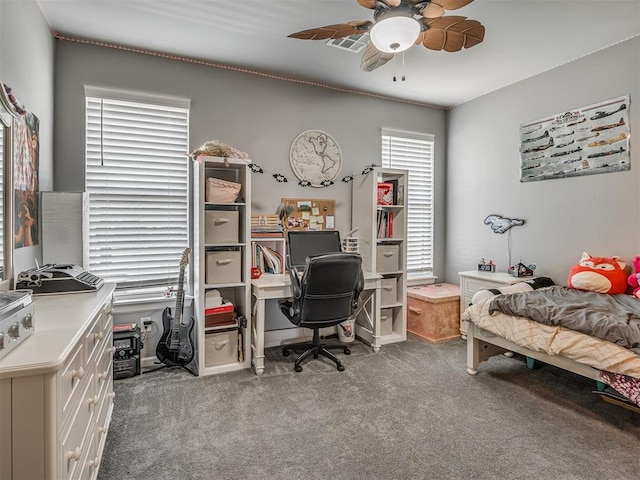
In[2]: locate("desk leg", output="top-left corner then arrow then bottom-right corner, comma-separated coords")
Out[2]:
372,282 -> 381,353
252,298 -> 266,376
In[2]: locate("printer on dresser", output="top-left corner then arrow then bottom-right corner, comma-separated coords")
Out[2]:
0,284 -> 116,480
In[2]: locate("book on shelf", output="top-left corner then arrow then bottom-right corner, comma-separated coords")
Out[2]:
252,243 -> 283,274
205,301 -> 234,316
376,210 -> 394,239
377,182 -> 394,205
251,232 -> 284,238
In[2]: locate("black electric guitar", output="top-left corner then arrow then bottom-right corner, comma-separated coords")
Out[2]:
155,248 -> 195,367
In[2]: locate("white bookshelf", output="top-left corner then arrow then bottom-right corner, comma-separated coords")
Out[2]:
193,156 -> 252,375
351,167 -> 408,346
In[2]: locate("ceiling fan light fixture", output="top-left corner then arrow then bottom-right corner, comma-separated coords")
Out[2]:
370,16 -> 420,53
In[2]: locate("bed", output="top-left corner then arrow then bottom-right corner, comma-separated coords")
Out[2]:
462,284 -> 640,408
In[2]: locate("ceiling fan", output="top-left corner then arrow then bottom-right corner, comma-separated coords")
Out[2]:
288,0 -> 485,73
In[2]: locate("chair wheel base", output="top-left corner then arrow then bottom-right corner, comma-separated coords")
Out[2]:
294,365 -> 303,372
283,348 -> 291,357
344,348 -> 351,355
337,364 -> 345,371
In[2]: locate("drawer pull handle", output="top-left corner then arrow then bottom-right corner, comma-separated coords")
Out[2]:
107,347 -> 116,354
93,332 -> 104,341
88,395 -> 99,406
216,217 -> 230,224
383,252 -> 394,257
216,259 -> 232,266
67,447 -> 81,462
98,370 -> 109,381
88,456 -> 100,469
72,367 -> 85,380
98,425 -> 108,434
108,392 -> 116,401
409,306 -> 423,315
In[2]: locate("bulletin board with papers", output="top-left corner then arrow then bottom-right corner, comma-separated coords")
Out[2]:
280,198 -> 336,231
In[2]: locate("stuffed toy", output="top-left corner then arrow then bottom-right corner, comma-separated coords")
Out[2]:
627,255 -> 640,298
567,252 -> 627,294
471,277 -> 555,304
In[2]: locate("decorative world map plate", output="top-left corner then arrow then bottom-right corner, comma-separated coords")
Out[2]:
289,129 -> 342,187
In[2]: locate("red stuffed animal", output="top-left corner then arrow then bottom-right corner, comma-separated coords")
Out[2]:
567,252 -> 628,294
628,255 -> 640,298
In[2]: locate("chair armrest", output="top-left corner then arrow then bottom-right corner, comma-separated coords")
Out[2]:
289,265 -> 302,299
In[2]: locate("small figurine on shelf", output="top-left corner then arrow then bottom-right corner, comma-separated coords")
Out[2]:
509,261 -> 536,277
477,258 -> 496,272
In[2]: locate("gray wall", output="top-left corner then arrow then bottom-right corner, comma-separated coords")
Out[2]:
446,37 -> 640,285
53,40 -> 448,279
0,0 -> 55,276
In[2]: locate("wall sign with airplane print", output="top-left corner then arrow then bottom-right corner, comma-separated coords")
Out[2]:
519,95 -> 630,182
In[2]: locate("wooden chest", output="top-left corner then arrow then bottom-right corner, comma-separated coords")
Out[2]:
407,283 -> 461,343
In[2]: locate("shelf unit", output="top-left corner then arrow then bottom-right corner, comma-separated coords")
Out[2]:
351,167 -> 408,346
193,156 -> 251,375
251,236 -> 286,275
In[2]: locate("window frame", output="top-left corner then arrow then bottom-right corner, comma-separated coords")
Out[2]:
381,128 -> 435,281
84,86 -> 191,291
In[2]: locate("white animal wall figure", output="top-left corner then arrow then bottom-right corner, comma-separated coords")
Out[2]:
484,214 -> 525,234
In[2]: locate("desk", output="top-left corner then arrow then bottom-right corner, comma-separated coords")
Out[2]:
251,272 -> 381,375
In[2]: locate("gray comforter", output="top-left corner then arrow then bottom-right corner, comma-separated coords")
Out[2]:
488,286 -> 640,354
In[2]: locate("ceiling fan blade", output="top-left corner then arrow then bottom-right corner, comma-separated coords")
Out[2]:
288,21 -> 372,40
361,43 -> 394,72
432,0 -> 475,11
357,0 -> 377,9
421,3 -> 445,18
358,0 -> 400,8
422,16 -> 484,52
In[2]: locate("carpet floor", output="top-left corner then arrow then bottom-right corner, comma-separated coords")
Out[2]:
98,335 -> 640,480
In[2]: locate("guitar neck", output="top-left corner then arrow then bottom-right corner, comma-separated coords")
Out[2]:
174,267 -> 186,326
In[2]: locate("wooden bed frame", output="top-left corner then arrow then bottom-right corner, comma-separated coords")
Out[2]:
466,322 -> 603,385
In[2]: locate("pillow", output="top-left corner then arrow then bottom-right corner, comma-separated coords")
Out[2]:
567,252 -> 627,294
471,277 -> 555,304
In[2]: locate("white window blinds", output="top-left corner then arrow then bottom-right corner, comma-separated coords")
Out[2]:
85,90 -> 189,289
381,130 -> 434,275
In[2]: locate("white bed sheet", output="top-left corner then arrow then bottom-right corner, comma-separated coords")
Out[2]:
462,299 -> 640,379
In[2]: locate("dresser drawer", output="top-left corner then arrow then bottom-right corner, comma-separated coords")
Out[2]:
463,278 -> 497,296
95,331 -> 113,396
95,375 -> 113,445
100,302 -> 113,335
61,342 -> 86,419
61,372 -> 94,480
84,313 -> 105,367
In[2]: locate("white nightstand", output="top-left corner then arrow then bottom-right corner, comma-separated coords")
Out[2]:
458,270 -> 538,338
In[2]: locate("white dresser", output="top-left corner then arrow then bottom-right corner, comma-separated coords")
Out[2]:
458,271 -> 536,338
0,284 -> 116,480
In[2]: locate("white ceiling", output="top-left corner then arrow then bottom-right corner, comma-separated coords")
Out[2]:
37,0 -> 640,108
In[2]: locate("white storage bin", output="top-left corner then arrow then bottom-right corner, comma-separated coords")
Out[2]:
380,308 -> 393,335
206,250 -> 242,284
376,244 -> 400,272
380,278 -> 397,306
205,210 -> 239,244
205,177 -> 241,203
204,330 -> 239,367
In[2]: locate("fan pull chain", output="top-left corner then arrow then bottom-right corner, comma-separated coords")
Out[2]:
393,54 -> 407,82
393,56 -> 397,82
402,52 -> 406,81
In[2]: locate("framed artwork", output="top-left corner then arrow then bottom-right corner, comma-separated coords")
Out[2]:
520,95 -> 630,182
289,129 -> 342,187
13,110 -> 39,248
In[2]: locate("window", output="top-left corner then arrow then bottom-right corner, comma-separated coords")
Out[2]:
381,129 -> 434,277
85,87 -> 190,290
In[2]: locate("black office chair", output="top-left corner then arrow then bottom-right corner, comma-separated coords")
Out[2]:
279,253 -> 364,372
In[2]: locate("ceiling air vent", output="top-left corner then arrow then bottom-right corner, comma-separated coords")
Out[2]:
326,33 -> 369,53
